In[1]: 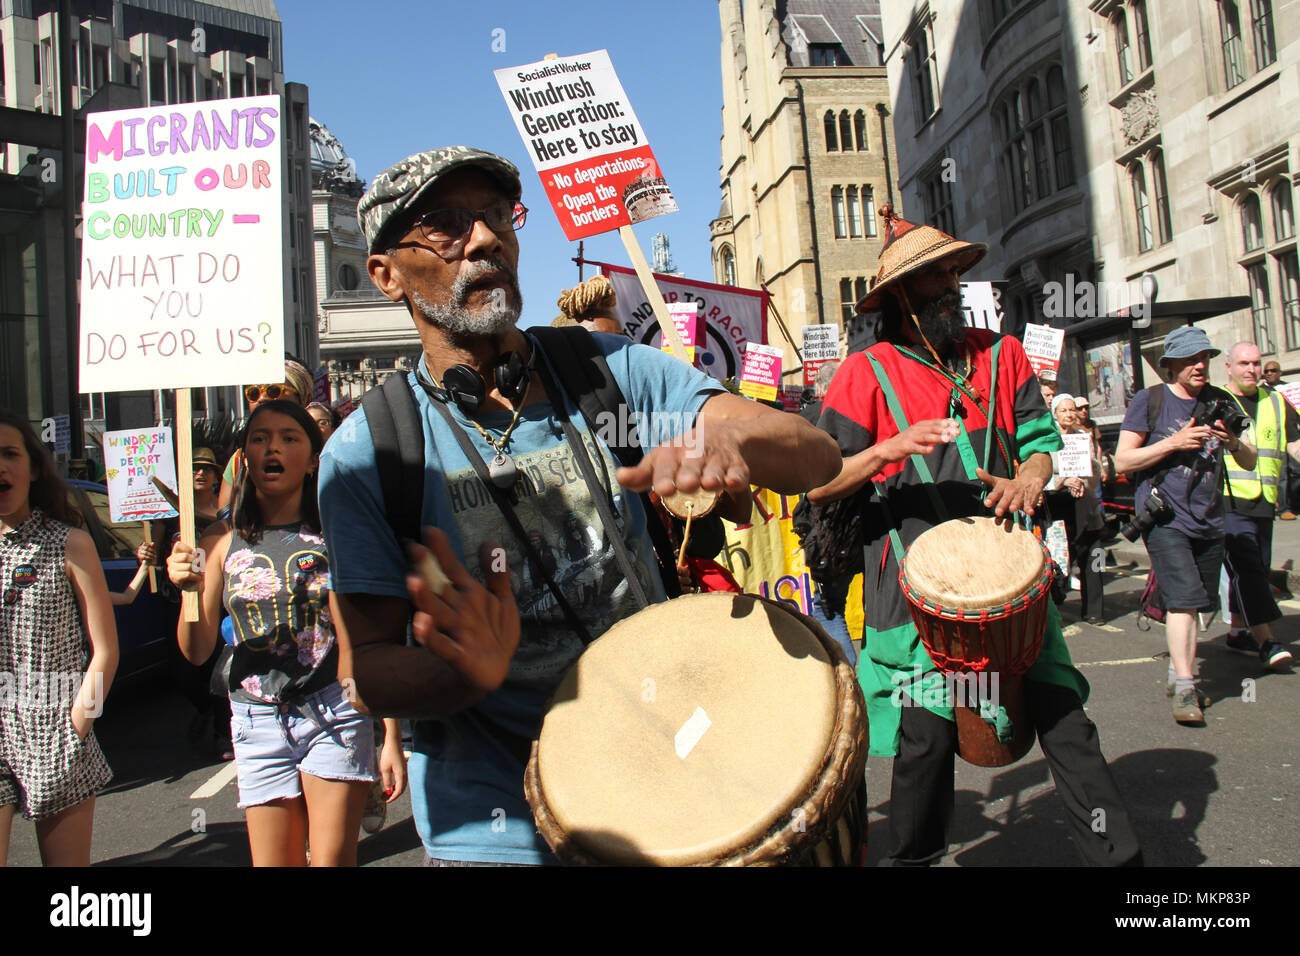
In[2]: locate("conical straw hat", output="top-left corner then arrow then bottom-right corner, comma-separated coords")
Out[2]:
855,205 -> 987,313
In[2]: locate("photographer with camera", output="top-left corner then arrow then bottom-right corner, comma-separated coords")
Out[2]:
1114,327 -> 1256,725
1218,342 -> 1296,669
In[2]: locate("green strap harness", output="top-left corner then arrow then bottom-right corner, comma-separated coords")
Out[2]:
863,338 -> 1018,741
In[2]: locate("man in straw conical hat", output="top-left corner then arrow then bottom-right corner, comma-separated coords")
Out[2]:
808,206 -> 1141,866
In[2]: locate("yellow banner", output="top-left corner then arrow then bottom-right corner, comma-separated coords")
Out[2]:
719,487 -> 862,637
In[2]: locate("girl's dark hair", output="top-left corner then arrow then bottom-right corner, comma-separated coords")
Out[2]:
306,401 -> 342,431
0,410 -> 80,527
232,399 -> 323,544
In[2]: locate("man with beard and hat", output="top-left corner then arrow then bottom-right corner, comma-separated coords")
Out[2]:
316,147 -> 840,865
808,206 -> 1141,866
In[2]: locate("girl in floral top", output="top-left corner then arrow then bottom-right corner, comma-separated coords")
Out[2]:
167,400 -> 404,866
0,411 -> 117,866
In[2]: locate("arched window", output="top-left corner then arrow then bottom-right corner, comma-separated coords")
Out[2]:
1271,180 -> 1295,240
832,186 -> 847,238
1011,92 -> 1032,210
1241,192 -> 1264,252
1151,150 -> 1172,243
1026,79 -> 1051,198
1131,163 -> 1153,252
1114,11 -> 1133,85
719,245 -> 737,286
1133,0 -> 1153,70
862,185 -> 877,236
847,186 -> 863,237
824,111 -> 837,151
839,111 -> 852,151
1047,66 -> 1075,189
854,110 -> 867,151
839,278 -> 854,324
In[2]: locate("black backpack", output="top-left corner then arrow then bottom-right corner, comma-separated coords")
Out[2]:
360,325 -> 722,598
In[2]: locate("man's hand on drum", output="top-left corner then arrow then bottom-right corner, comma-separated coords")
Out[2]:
616,420 -> 754,524
405,527 -> 521,694
976,453 -> 1052,519
880,419 -> 960,463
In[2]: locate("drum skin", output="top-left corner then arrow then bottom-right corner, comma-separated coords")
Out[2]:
899,517 -> 1053,767
525,593 -> 868,866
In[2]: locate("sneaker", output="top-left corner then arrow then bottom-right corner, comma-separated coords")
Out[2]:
1165,680 -> 1211,709
361,779 -> 388,834
1279,511 -> 1296,521
1259,640 -> 1294,669
1225,631 -> 1261,656
1171,687 -> 1205,724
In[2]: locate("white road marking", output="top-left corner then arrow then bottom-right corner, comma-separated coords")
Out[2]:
189,760 -> 238,800
1076,656 -> 1161,668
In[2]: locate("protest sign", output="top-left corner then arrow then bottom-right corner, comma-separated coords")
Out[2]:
801,324 -> 839,361
960,281 -> 1004,332
103,427 -> 179,524
1277,382 -> 1300,412
1056,432 -> 1094,477
596,261 -> 768,382
740,344 -> 783,402
1022,323 -> 1066,377
801,323 -> 839,387
779,386 -> 803,412
78,95 -> 285,393
663,302 -> 702,364
497,51 -> 687,361
52,414 -> 71,455
495,50 -> 677,241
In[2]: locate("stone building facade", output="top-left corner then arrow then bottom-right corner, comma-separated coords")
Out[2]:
710,0 -> 900,378
0,0 -> 317,444
308,118 -> 418,409
877,0 -> 1299,391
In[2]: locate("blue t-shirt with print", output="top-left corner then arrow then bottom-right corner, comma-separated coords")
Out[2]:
1120,385 -> 1225,538
318,332 -> 723,864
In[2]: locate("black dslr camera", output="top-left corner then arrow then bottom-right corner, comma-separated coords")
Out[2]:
1193,396 -> 1250,436
1120,486 -> 1174,542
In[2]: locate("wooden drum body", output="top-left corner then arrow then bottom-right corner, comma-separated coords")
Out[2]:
898,517 -> 1053,767
525,593 -> 868,866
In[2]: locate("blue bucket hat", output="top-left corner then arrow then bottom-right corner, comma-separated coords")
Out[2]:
1160,326 -> 1220,366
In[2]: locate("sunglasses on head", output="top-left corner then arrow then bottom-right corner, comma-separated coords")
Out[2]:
245,383 -> 298,404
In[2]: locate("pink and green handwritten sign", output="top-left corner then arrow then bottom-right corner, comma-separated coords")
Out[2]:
78,95 -> 285,393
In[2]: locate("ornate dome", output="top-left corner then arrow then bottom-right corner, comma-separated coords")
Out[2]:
309,117 -> 365,198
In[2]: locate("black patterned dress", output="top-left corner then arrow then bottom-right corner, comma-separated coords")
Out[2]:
0,509 -> 112,819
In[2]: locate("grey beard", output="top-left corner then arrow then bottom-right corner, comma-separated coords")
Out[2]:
411,260 -> 523,345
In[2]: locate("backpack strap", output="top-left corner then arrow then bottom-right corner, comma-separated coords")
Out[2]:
361,371 -> 425,546
529,325 -> 684,597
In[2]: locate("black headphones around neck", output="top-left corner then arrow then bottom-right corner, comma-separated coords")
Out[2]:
419,337 -> 534,414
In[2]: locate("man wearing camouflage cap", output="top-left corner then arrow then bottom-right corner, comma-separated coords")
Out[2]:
318,147 -> 839,865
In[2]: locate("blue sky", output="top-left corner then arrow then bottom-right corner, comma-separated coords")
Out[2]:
276,0 -> 727,325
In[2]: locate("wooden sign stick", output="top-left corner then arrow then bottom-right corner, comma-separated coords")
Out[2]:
143,519 -> 157,593
175,388 -> 199,622
618,225 -> 689,363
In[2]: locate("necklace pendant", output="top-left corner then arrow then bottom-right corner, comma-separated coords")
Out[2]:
488,452 -> 519,488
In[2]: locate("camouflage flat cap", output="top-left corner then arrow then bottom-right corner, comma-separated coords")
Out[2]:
358,147 -> 522,253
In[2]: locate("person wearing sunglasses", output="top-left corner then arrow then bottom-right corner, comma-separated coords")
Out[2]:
317,146 -> 840,867
218,359 -> 314,513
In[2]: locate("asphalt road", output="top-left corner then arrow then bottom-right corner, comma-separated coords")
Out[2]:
6,559 -> 1295,867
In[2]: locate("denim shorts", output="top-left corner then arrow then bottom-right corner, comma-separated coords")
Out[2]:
1144,525 -> 1225,614
230,681 -> 377,809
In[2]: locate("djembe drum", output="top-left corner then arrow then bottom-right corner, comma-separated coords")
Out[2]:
898,516 -> 1053,767
525,593 -> 868,866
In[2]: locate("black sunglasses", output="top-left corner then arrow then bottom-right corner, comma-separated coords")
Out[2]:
410,201 -> 527,258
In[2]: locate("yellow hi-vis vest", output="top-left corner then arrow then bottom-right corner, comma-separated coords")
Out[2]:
1225,387 -> 1286,504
